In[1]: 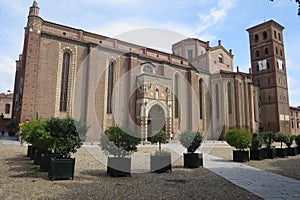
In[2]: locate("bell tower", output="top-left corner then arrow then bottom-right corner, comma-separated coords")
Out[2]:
247,20 -> 291,134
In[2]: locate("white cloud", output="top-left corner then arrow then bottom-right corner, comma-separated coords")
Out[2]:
196,0 -> 234,33
0,55 -> 15,93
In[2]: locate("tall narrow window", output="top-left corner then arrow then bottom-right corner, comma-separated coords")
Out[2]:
254,34 -> 259,42
263,31 -> 267,40
60,52 -> 70,112
227,82 -> 232,114
199,79 -> 203,119
216,84 -> 220,119
174,74 -> 179,118
219,54 -> 223,63
264,48 -> 269,55
155,89 -> 159,99
187,49 -> 193,59
107,61 -> 114,114
255,50 -> 260,57
5,104 -> 10,114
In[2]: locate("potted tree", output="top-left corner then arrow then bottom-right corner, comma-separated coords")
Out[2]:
226,129 -> 252,162
45,117 -> 84,180
274,132 -> 289,158
285,135 -> 297,156
150,130 -> 172,173
260,132 -> 277,159
295,135 -> 300,153
250,132 -> 264,160
179,131 -> 203,168
100,126 -> 140,177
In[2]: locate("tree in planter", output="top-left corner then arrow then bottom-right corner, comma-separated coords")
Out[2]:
150,130 -> 172,173
285,135 -> 297,156
274,132 -> 289,158
250,132 -> 264,160
179,131 -> 203,168
294,135 -> 300,153
100,125 -> 140,177
260,132 -> 277,159
44,117 -> 86,180
226,129 -> 252,162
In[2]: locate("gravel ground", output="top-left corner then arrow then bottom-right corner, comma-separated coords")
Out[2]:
0,141 -> 262,200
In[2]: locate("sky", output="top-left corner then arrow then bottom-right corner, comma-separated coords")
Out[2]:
0,0 -> 299,106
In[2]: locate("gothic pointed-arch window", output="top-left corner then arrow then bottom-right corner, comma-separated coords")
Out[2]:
107,61 -> 114,114
227,82 -> 232,114
216,84 -> 220,119
199,79 -> 203,119
60,52 -> 70,112
174,74 -> 179,118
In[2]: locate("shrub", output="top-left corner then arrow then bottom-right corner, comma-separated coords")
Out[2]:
274,132 -> 290,148
154,149 -> 171,157
179,131 -> 203,153
100,126 -> 140,157
150,130 -> 168,151
295,135 -> 300,147
251,132 -> 263,150
44,117 -> 84,158
260,132 -> 276,149
226,129 -> 252,151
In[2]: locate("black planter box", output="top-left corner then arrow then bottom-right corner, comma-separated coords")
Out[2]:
276,148 -> 288,158
40,152 -> 57,172
183,153 -> 203,168
250,149 -> 265,160
30,146 -> 37,160
233,150 -> 249,162
264,148 -> 277,159
150,155 -> 172,173
287,147 -> 298,156
26,145 -> 32,157
48,157 -> 75,180
33,148 -> 43,165
107,157 -> 131,177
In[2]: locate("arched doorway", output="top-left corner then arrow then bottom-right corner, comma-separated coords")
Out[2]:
147,104 -> 166,141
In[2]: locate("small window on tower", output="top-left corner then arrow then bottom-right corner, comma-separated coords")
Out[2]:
256,50 -> 260,57
254,34 -> 259,42
264,48 -> 269,55
274,30 -> 277,39
263,31 -> 268,40
278,33 -> 281,41
276,47 -> 278,55
280,49 -> 283,57
143,65 -> 154,74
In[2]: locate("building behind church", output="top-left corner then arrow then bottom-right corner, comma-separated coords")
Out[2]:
12,2 -> 298,141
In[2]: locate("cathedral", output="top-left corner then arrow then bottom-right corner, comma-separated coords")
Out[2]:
12,2 -> 295,142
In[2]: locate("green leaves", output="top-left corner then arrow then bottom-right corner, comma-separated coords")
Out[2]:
226,129 -> 252,150
179,131 -> 203,153
100,126 -> 140,157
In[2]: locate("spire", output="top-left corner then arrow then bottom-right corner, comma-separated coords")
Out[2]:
29,1 -> 40,17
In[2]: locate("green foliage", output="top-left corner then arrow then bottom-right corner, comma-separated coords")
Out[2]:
150,130 -> 168,151
295,135 -> 300,147
19,119 -> 42,144
251,132 -> 264,150
260,132 -> 276,149
226,129 -> 252,150
44,117 -> 84,158
274,132 -> 290,148
100,126 -> 140,157
179,131 -> 203,153
154,149 -> 171,157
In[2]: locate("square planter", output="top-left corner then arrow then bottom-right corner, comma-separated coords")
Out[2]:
233,150 -> 249,162
34,148 -> 43,165
150,155 -> 172,173
183,153 -> 203,168
107,157 -> 131,177
276,148 -> 288,158
40,152 -> 57,172
287,147 -> 297,156
250,149 -> 265,160
264,148 -> 277,159
48,157 -> 75,181
30,146 -> 37,160
26,145 -> 32,157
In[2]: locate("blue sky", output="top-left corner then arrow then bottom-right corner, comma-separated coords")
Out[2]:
0,0 -> 299,106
